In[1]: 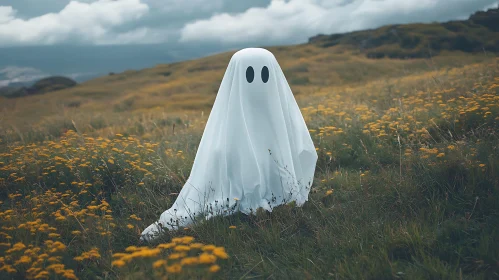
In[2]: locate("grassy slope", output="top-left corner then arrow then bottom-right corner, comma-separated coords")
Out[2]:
0,53 -> 498,279
0,44 -> 491,144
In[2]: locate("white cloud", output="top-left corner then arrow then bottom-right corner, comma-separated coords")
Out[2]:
0,6 -> 15,24
0,0 -> 156,46
1,0 -> 497,47
0,66 -> 48,86
148,0 -> 224,13
180,0 -> 499,45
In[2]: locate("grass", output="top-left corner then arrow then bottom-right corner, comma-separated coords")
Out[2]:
0,43 -> 492,143
0,51 -> 498,279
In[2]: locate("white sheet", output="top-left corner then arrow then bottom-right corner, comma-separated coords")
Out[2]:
141,48 -> 317,241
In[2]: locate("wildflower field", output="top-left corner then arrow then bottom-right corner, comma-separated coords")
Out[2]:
0,54 -> 498,279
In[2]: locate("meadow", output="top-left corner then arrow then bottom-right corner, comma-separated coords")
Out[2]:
0,47 -> 498,279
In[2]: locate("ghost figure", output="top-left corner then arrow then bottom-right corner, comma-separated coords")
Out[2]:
140,48 -> 317,241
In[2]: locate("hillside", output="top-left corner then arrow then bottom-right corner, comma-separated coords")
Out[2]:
309,6 -> 499,58
0,7 -> 498,142
1,48 -> 498,280
0,76 -> 77,98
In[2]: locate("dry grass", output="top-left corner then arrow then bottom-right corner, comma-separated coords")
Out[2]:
0,50 -> 498,279
0,44 -> 491,142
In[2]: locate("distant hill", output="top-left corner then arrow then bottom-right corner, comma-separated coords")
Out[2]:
309,7 -> 499,59
0,76 -> 77,98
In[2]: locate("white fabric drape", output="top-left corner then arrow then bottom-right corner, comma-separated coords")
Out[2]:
141,48 -> 317,241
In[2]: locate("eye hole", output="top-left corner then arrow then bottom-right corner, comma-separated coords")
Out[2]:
246,66 -> 254,83
261,66 -> 269,83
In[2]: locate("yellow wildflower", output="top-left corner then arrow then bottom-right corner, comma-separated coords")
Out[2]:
152,259 -> 166,269
212,247 -> 228,259
209,264 -> 221,273
198,253 -> 216,264
166,263 -> 182,273
112,260 -> 126,267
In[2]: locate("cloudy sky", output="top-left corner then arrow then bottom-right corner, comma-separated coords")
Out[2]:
1,0 -> 498,47
0,0 -> 498,85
